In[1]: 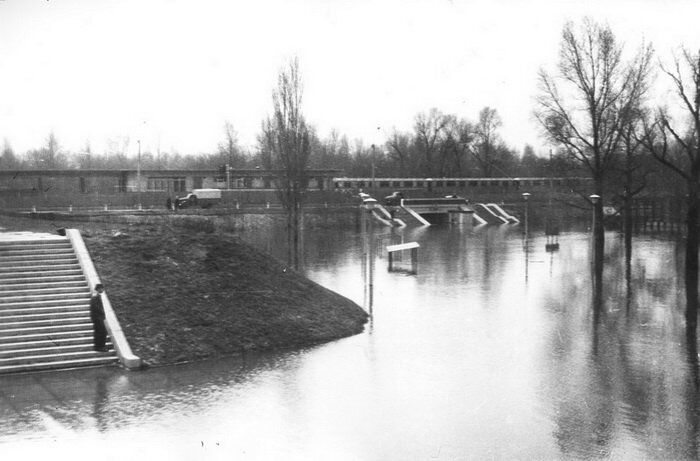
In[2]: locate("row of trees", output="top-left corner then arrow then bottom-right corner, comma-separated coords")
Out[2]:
535,19 -> 699,328
0,118 -> 556,179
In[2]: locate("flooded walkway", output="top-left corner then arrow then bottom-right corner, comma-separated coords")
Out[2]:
2,226 -> 700,459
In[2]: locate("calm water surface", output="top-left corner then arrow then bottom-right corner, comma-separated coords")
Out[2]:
1,223 -> 698,460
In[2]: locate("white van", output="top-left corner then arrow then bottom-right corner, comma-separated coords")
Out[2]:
175,189 -> 222,209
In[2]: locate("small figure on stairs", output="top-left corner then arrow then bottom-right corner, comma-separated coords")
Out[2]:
90,284 -> 108,352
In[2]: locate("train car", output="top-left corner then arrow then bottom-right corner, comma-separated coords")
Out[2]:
332,177 -> 590,193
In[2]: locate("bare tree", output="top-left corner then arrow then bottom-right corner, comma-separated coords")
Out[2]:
0,139 -> 20,169
414,108 -> 448,176
436,115 -> 474,177
535,18 -> 653,260
25,131 -> 68,169
472,107 -> 502,177
616,106 -> 653,292
260,58 -> 311,269
387,130 -> 411,176
218,121 -> 242,168
640,48 -> 700,328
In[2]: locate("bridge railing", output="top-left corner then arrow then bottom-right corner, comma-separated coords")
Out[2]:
400,198 -> 469,207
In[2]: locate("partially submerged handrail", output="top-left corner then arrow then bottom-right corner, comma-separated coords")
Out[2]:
65,229 -> 142,370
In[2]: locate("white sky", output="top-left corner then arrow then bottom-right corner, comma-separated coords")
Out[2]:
0,0 -> 699,158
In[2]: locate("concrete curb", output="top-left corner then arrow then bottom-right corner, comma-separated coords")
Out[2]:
65,229 -> 142,370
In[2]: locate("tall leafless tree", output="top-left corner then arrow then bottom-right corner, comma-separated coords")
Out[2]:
437,115 -> 474,177
260,58 -> 310,269
387,130 -> 411,176
535,18 -> 653,263
414,108 -> 448,177
218,121 -> 242,168
472,107 -> 502,177
616,106 -> 651,295
640,48 -> 700,328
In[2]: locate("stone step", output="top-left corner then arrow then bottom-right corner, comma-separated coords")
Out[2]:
0,280 -> 87,291
0,248 -> 74,256
0,309 -> 89,323
0,303 -> 90,321
0,248 -> 75,261
0,239 -> 69,249
0,298 -> 90,310
1,252 -> 77,262
0,242 -> 71,250
0,342 -> 113,358
0,257 -> 78,268
0,356 -> 119,374
0,322 -> 94,338
0,304 -> 88,319
0,316 -> 91,330
0,349 -> 116,367
0,269 -> 84,279
0,286 -> 90,298
0,331 -> 94,346
0,262 -> 81,272
0,336 -> 96,351
0,291 -> 90,304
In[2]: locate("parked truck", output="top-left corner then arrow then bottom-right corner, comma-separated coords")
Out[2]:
175,189 -> 222,209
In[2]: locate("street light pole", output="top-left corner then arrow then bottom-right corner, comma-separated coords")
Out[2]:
522,192 -> 531,238
362,198 -> 378,317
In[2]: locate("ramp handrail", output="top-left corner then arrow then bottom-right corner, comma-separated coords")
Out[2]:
486,203 -> 520,223
477,204 -> 509,224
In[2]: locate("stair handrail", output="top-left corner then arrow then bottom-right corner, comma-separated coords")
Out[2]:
65,229 -> 142,370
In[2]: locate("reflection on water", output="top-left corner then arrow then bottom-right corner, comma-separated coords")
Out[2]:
1,224 -> 699,459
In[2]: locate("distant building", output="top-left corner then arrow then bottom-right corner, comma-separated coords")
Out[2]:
0,168 -> 341,196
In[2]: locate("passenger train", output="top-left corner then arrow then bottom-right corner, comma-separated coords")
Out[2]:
332,177 -> 590,192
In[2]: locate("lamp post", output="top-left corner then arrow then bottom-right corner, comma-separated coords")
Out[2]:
137,140 -> 142,211
522,192 -> 531,238
362,197 -> 378,316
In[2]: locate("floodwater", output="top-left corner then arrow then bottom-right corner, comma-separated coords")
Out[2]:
1,222 -> 698,460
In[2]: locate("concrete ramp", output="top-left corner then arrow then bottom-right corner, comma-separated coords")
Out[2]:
401,205 -> 431,226
485,203 -> 519,223
473,204 -> 509,224
371,204 -> 406,227
472,213 -> 488,225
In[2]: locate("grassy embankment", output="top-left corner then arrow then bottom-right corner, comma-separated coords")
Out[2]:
0,215 -> 369,366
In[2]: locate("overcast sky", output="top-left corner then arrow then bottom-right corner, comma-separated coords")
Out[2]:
0,0 -> 698,159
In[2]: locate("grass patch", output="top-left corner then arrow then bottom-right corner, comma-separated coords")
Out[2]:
1,214 -> 369,365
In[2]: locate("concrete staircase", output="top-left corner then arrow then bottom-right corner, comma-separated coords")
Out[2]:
0,232 -> 119,374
